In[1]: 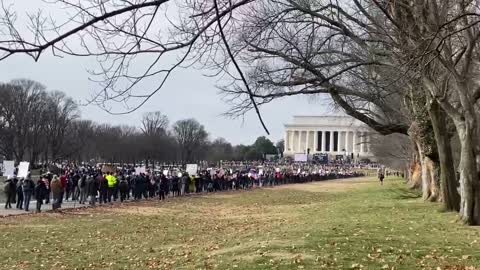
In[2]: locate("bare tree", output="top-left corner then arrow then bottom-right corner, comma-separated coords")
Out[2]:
140,111 -> 169,167
172,118 -> 208,163
0,80 -> 47,162
44,91 -> 79,162
141,111 -> 169,136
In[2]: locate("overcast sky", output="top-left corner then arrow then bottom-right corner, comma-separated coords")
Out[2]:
0,1 -> 334,145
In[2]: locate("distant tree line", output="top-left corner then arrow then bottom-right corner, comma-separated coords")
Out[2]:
0,79 -> 281,166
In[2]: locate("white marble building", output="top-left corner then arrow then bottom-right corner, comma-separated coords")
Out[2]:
284,115 -> 374,158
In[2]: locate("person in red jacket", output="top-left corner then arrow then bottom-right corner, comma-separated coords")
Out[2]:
60,174 -> 67,204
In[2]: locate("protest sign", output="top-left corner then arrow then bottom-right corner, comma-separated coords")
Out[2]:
186,164 -> 198,176
17,161 -> 30,178
294,154 -> 308,162
3,160 -> 15,176
135,166 -> 146,175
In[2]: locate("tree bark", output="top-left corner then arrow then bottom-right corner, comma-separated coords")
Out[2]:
455,121 -> 480,225
428,100 -> 460,211
425,156 -> 440,202
416,141 -> 431,200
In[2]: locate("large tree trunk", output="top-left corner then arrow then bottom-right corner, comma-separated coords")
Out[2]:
425,156 -> 440,202
428,100 -> 460,211
456,121 -> 480,225
416,141 -> 431,200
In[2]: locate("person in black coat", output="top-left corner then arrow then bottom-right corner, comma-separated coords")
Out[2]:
34,179 -> 47,212
118,176 -> 129,202
15,178 -> 24,209
98,174 -> 108,204
86,175 -> 99,206
4,177 -> 16,209
158,175 -> 168,201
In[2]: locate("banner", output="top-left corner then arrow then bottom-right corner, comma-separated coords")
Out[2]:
135,166 -> 146,175
294,154 -> 308,162
17,161 -> 30,178
186,164 -> 198,176
3,160 -> 15,177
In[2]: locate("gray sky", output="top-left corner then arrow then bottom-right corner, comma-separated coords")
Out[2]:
0,1 -> 333,145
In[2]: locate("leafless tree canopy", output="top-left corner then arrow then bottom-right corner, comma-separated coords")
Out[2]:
0,79 -> 282,165
172,118 -> 208,163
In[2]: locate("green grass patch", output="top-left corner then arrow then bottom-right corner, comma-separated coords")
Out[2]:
0,177 -> 479,269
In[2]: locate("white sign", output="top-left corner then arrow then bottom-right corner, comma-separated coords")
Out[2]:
135,166 -> 146,175
294,154 -> 308,162
186,164 -> 198,176
3,160 -> 15,177
17,161 -> 30,178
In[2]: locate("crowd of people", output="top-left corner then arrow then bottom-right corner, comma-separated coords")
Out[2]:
3,161 -> 368,213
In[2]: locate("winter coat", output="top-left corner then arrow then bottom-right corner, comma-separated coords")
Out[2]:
34,181 -> 47,200
22,178 -> 35,192
86,176 -> 99,196
50,178 -> 62,195
3,179 -> 15,195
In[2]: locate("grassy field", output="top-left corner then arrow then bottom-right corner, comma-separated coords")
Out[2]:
0,177 -> 479,270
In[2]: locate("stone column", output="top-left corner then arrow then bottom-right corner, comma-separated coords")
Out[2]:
305,131 -> 309,153
361,132 -> 365,153
353,131 -> 357,154
297,131 -> 302,153
345,131 -> 350,153
314,131 -> 318,152
330,131 -> 334,153
289,130 -> 294,152
365,132 -> 369,153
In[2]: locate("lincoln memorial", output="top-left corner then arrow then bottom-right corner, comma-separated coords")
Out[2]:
284,115 -> 375,158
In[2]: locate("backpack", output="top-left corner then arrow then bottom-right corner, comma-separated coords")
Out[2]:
22,179 -> 34,190
80,177 -> 86,188
3,182 -> 10,193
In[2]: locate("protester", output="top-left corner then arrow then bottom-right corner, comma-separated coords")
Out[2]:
2,160 -> 377,214
86,175 -> 98,206
78,175 -> 87,204
22,173 -> 35,211
3,176 -> 16,209
50,175 -> 63,210
59,174 -> 67,204
377,166 -> 385,185
34,178 -> 47,213
15,178 -> 24,210
119,176 -> 129,202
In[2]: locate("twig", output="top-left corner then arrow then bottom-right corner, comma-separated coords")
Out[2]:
212,0 -> 270,135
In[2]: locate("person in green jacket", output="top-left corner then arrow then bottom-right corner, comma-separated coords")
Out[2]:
106,172 -> 117,203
